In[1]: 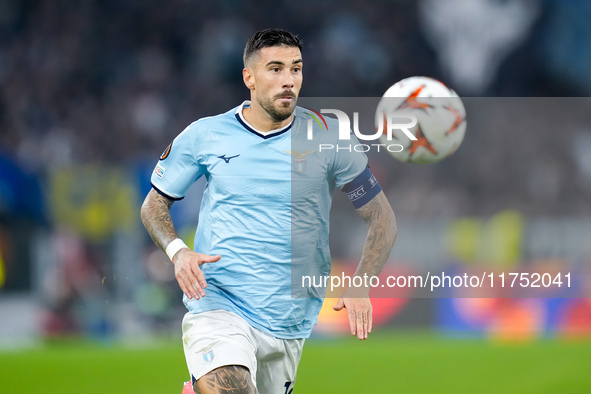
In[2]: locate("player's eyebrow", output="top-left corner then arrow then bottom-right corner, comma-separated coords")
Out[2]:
265,59 -> 303,67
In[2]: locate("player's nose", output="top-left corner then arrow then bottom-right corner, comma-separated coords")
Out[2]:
281,72 -> 295,90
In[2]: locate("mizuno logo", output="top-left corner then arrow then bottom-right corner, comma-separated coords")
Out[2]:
217,154 -> 240,163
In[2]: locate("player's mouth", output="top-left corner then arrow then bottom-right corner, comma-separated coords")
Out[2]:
275,91 -> 296,104
277,97 -> 292,105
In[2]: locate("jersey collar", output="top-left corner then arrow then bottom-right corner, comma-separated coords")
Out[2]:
235,101 -> 294,139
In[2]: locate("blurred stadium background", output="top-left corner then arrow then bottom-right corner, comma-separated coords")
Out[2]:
1,0 -> 591,392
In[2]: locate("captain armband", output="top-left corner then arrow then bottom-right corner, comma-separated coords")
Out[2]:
342,166 -> 382,209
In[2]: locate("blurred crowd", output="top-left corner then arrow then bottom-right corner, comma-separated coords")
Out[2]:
1,0 -> 590,171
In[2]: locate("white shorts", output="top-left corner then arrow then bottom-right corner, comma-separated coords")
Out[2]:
182,309 -> 304,394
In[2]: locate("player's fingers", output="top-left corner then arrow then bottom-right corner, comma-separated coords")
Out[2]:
176,278 -> 190,299
348,308 -> 357,336
177,266 -> 203,299
368,312 -> 373,335
199,254 -> 221,265
191,266 -> 209,294
332,298 -> 345,311
363,311 -> 370,340
176,273 -> 199,300
356,310 -> 365,340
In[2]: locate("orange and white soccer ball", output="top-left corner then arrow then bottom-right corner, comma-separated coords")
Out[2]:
376,76 -> 467,164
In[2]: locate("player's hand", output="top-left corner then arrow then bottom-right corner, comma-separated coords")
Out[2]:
172,248 -> 221,300
333,295 -> 372,340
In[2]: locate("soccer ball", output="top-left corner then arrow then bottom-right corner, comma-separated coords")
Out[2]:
376,76 -> 467,164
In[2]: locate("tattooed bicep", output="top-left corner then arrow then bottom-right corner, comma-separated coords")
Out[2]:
147,188 -> 174,209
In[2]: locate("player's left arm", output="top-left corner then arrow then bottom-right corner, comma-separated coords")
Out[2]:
333,189 -> 397,340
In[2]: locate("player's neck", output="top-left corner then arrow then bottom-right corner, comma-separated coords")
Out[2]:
242,104 -> 292,132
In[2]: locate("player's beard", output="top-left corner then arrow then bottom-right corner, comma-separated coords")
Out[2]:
258,91 -> 297,122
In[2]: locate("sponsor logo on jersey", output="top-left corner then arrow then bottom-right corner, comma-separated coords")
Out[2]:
155,164 -> 165,178
217,154 -> 240,163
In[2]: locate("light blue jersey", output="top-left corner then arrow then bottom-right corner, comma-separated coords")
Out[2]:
151,101 -> 367,339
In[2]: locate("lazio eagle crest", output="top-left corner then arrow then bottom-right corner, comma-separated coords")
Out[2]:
198,340 -> 219,364
284,150 -> 315,174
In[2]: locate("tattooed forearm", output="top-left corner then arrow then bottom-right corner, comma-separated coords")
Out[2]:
355,191 -> 397,278
140,188 -> 179,252
196,365 -> 256,394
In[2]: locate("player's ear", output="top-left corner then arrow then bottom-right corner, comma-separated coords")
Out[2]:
243,67 -> 255,90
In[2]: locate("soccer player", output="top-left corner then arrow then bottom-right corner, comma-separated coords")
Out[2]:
141,28 -> 396,394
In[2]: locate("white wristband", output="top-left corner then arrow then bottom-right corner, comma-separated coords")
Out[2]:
166,238 -> 188,261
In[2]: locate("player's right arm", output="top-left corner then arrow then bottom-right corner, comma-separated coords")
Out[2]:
141,125 -> 219,300
141,190 -> 220,300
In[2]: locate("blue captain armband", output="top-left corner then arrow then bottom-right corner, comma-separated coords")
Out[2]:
342,166 -> 382,209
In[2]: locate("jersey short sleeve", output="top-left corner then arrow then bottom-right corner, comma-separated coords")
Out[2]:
150,124 -> 205,200
331,134 -> 369,188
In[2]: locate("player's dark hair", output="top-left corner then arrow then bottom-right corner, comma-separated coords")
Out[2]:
243,28 -> 302,66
